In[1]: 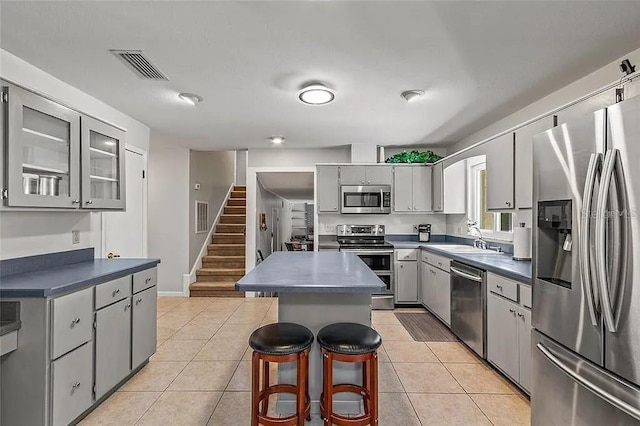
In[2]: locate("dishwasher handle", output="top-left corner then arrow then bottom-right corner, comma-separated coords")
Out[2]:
450,266 -> 483,282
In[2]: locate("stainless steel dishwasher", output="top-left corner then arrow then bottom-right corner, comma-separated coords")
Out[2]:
450,261 -> 486,358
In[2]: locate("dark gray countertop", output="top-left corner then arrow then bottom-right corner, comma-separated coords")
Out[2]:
385,238 -> 532,284
236,252 -> 386,293
0,258 -> 161,298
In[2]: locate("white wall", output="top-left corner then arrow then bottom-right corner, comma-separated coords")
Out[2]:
0,49 -> 150,260
449,46 -> 640,153
255,179 -> 280,259
318,213 -> 446,236
248,147 -> 350,167
189,150 -> 235,266
148,137 -> 190,295
350,144 -> 377,163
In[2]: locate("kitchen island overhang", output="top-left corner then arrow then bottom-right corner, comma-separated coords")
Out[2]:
236,252 -> 385,416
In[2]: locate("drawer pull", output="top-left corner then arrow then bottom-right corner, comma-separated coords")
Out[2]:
72,381 -> 81,389
113,288 -> 120,297
136,298 -> 142,305
145,277 -> 152,283
517,312 -> 524,318
496,284 -> 503,290
71,318 -> 81,326
508,308 -> 516,314
125,303 -> 132,310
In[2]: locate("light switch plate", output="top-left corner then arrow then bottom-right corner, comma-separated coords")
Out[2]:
72,229 -> 80,244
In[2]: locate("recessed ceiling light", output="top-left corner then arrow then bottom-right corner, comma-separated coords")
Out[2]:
269,136 -> 285,144
401,89 -> 425,103
178,93 -> 203,105
297,83 -> 335,105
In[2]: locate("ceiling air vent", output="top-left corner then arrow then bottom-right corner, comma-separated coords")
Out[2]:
110,50 -> 169,81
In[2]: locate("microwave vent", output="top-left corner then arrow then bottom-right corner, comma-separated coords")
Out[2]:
110,50 -> 169,81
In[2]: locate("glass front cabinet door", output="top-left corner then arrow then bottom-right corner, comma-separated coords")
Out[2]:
81,116 -> 126,210
5,84 -> 81,208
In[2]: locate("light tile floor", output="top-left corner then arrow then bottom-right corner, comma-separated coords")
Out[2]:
80,297 -> 530,426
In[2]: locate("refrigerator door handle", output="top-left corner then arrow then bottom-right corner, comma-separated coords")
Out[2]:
537,342 -> 640,421
595,149 -> 618,333
580,153 -> 602,326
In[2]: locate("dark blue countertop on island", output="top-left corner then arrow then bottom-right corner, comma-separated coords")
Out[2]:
0,248 -> 160,298
385,236 -> 532,284
236,252 -> 386,293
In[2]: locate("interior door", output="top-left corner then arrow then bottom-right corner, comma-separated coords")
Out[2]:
532,110 -> 605,365
103,149 -> 145,258
271,207 -> 280,252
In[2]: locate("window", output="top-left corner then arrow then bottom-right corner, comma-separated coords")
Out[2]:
468,156 -> 513,239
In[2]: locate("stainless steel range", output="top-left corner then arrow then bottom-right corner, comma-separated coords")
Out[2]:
337,224 -> 394,310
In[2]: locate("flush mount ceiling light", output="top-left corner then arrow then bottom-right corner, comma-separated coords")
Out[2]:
297,83 -> 335,105
269,136 -> 285,144
178,93 -> 203,105
401,89 -> 425,103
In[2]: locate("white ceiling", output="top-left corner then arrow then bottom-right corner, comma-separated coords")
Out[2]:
258,172 -> 314,201
2,1 -> 640,150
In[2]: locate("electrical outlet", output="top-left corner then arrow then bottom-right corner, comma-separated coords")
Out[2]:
457,226 -> 462,234
72,230 -> 80,244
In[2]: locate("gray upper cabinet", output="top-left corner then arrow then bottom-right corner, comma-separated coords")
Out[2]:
95,297 -> 132,399
81,116 -> 126,210
486,132 -> 515,210
393,166 -> 413,212
432,162 -> 443,212
555,89 -> 616,126
3,83 -> 81,208
393,166 -> 432,212
132,285 -> 157,369
339,165 -> 392,185
316,165 -> 340,212
339,165 -> 366,185
514,118 -> 554,209
364,165 -> 392,185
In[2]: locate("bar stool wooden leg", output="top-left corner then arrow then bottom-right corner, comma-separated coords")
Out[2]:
296,350 -> 307,426
363,359 -> 371,415
323,350 -> 333,426
261,360 -> 270,417
251,351 -> 260,426
371,351 -> 379,426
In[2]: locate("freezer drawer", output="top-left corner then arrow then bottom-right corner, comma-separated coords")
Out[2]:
532,330 -> 640,426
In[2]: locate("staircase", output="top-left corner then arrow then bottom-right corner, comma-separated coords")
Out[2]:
189,185 -> 246,297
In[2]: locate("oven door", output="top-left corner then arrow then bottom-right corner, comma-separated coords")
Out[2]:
342,249 -> 393,272
340,185 -> 391,214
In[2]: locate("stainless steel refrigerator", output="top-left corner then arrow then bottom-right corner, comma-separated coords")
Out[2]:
532,94 -> 640,425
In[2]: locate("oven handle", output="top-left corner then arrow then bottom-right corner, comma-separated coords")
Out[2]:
340,249 -> 394,255
450,266 -> 483,282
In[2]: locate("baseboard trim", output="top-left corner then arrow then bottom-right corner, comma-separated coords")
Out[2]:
157,291 -> 187,297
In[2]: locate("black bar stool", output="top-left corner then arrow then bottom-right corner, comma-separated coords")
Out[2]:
317,322 -> 382,426
249,322 -> 314,426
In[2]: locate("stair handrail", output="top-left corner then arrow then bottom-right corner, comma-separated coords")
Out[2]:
183,183 -> 237,295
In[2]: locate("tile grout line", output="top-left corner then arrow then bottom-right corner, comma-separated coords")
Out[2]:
386,356 -> 425,425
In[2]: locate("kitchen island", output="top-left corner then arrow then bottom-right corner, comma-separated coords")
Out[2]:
236,251 -> 385,415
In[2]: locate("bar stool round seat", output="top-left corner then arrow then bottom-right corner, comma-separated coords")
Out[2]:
249,323 -> 313,426
318,323 -> 382,426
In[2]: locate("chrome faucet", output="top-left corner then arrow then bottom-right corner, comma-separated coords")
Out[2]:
467,220 -> 487,250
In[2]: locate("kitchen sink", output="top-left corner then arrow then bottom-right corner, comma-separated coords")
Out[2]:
427,244 -> 504,254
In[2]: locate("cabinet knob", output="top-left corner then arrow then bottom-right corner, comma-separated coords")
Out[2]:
400,264 -> 404,268
71,317 -> 81,326
505,201 -> 511,206
517,312 -> 524,318
414,207 -> 418,210
367,181 -> 371,184
408,205 -> 412,209
72,199 -> 80,205
86,200 -> 93,205
113,288 -> 120,296
136,298 -> 142,305
508,308 -> 516,314
72,381 -> 81,389
496,285 -> 503,290
361,180 -> 365,184
146,277 -> 152,283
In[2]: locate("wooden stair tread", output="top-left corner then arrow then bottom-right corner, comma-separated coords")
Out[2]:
197,268 -> 245,274
203,255 -> 245,260
213,232 -> 245,236
190,281 -> 237,289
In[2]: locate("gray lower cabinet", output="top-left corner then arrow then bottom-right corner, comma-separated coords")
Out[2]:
51,342 -> 93,426
316,165 -> 340,212
420,252 -> 451,326
132,285 -> 158,369
95,297 -> 132,399
487,290 -> 532,393
395,260 -> 418,303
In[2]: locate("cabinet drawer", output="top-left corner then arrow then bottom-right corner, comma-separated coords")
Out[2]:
51,342 -> 93,426
488,273 -> 519,303
421,250 -> 450,272
95,276 -> 132,309
133,267 -> 157,293
395,249 -> 418,261
520,285 -> 532,308
51,287 -> 93,359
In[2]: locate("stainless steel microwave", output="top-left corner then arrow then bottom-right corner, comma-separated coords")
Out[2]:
340,185 -> 392,214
